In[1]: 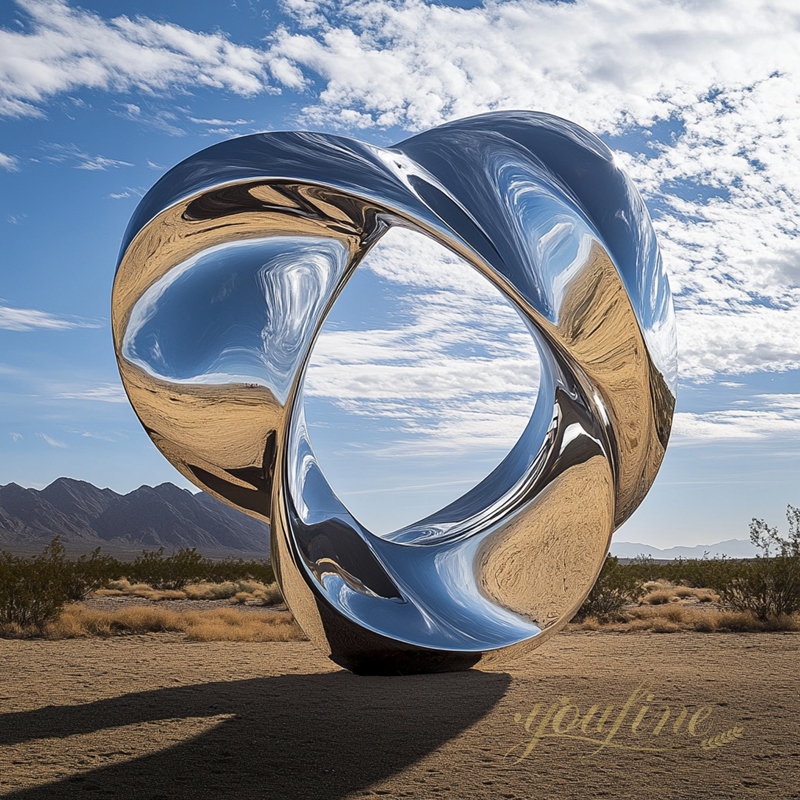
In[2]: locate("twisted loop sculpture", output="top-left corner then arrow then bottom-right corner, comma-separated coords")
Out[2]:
112,111 -> 677,674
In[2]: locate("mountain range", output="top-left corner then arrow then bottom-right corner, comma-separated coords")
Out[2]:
1,477 -> 758,562
610,538 -> 758,560
0,478 -> 270,557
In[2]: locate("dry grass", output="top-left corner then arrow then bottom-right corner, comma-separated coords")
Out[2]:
569,601 -> 800,634
650,619 -> 681,633
95,578 -> 283,605
642,580 -> 673,592
29,604 -> 306,642
640,582 -> 720,606
641,589 -> 678,605
252,583 -> 283,605
694,590 -> 718,603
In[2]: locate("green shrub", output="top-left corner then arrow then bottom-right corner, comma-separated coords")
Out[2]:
0,540 -> 276,636
205,557 -> 274,585
624,552 -> 744,590
0,539 -> 75,631
574,555 -> 644,622
128,547 -> 207,590
709,507 -> 800,620
624,555 -> 664,584
62,548 -> 123,600
125,548 -> 274,589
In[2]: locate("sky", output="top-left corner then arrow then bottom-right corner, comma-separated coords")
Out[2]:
2,0 -> 800,549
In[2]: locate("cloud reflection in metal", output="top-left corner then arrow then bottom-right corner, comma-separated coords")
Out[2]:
112,112 -> 676,674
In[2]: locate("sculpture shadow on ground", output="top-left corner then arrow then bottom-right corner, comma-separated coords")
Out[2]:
1,668 -> 511,799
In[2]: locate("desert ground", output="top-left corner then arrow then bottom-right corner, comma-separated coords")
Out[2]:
1,629 -> 798,800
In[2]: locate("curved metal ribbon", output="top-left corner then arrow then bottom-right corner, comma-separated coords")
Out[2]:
112,111 -> 677,674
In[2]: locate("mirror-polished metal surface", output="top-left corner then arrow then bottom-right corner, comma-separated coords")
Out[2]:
112,111 -> 677,674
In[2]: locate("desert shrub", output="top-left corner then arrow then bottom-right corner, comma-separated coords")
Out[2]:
626,554 -> 743,589
204,557 -> 274,585
706,508 -> 800,620
62,548 -> 122,600
121,549 -> 274,589
574,555 -> 644,622
664,556 -> 742,589
127,547 -> 208,590
625,555 -> 665,583
0,540 -> 278,636
715,556 -> 800,620
0,539 -> 74,632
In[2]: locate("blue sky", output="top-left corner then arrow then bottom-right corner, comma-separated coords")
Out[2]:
2,0 -> 800,548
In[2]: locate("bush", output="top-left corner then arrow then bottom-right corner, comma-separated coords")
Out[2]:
205,557 -> 274,585
574,555 -> 644,622
715,556 -> 800,620
125,549 -> 274,589
625,555 -> 664,584
62,548 -> 123,600
625,552 -> 746,591
0,539 -> 75,632
128,547 -> 207,590
709,507 -> 800,620
0,540 -> 276,637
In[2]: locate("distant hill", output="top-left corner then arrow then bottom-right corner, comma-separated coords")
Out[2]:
0,478 -> 270,557
610,538 -> 758,560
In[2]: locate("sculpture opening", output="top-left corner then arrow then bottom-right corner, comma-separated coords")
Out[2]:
303,226 -> 542,537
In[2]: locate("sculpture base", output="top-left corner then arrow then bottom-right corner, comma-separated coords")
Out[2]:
330,650 -> 482,676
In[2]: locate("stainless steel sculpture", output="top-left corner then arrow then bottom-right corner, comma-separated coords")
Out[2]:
112,111 -> 676,674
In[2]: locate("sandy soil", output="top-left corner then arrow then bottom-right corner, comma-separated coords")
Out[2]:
0,631 -> 798,799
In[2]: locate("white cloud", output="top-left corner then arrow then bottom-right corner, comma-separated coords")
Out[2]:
188,116 -> 252,126
39,432 -> 66,448
672,394 -> 800,443
307,227 -> 539,455
9,432 -> 22,442
107,187 -> 143,200
0,0 -> 277,117
77,430 -> 117,441
4,0 -> 799,391
270,0 -> 800,134
267,0 -> 800,383
0,304 -> 102,331
42,143 -> 133,170
57,384 -> 127,403
676,305 -> 800,380
76,155 -> 133,171
0,152 -> 19,171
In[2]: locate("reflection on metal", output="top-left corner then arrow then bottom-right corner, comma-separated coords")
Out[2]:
112,112 -> 677,674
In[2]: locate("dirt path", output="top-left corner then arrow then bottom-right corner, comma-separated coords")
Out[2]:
1,632 -> 798,799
